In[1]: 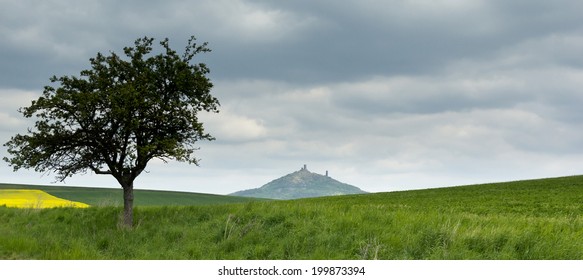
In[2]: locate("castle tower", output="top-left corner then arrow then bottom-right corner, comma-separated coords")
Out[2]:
326,170 -> 328,177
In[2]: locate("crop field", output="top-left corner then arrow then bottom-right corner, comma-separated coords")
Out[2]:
1,175 -> 583,259
0,189 -> 89,208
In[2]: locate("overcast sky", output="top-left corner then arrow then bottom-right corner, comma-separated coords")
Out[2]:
2,0 -> 583,194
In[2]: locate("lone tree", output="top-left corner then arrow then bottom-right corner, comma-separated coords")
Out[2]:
3,36 -> 219,228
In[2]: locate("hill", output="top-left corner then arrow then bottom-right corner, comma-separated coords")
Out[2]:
230,165 -> 367,199
0,183 -> 263,206
1,175 -> 583,259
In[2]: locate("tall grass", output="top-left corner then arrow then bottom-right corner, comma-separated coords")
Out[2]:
1,175 -> 583,259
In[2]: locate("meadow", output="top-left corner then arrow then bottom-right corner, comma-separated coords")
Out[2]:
1,175 -> 583,259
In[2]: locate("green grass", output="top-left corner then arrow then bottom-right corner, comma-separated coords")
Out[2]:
0,183 -> 263,206
1,175 -> 583,259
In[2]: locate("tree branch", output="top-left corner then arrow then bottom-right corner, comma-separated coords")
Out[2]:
89,165 -> 112,175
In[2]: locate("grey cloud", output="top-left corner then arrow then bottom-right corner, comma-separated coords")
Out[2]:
238,0 -> 583,83
4,0 -> 583,87
2,0 -> 583,193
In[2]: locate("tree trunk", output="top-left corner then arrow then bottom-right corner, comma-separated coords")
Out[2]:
122,183 -> 134,228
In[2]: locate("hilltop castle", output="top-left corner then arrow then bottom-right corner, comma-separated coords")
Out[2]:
301,164 -> 329,177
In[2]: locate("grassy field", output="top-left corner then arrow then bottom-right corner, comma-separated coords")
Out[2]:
1,175 -> 583,259
0,183 -> 263,206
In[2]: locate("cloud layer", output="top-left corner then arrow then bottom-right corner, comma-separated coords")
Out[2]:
2,1 -> 583,194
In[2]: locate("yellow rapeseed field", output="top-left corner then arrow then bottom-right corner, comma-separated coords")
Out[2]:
0,189 -> 89,208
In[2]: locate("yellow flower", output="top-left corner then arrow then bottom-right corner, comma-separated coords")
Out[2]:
0,189 -> 89,208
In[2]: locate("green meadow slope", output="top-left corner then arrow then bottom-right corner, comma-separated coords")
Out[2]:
0,183 -> 262,206
1,175 -> 583,259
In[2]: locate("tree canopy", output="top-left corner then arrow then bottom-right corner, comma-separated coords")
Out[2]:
3,36 -> 219,227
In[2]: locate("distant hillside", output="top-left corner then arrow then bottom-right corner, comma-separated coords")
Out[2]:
230,165 -> 367,199
0,183 -> 264,206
